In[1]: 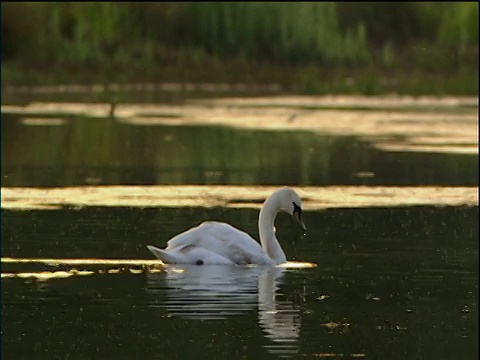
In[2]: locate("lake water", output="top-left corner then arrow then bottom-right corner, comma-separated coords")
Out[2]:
1,93 -> 478,359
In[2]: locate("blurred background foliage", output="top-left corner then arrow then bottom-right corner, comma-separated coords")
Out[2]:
1,2 -> 478,94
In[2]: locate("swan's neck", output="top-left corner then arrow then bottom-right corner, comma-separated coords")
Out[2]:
258,195 -> 287,264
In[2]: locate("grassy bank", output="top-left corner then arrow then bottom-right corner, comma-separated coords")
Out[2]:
1,2 -> 478,95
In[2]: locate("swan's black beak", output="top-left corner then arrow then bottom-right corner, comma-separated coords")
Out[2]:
293,206 -> 307,235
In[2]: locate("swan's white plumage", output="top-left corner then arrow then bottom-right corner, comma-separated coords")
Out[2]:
147,187 -> 305,265
148,222 -> 271,265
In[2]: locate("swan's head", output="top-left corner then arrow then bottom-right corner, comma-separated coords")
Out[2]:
276,187 -> 307,234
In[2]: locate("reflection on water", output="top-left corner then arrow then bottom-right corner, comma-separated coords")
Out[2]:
1,257 -> 308,358
2,112 -> 478,187
1,96 -> 478,359
147,265 -> 301,356
1,204 -> 478,359
257,267 -> 301,357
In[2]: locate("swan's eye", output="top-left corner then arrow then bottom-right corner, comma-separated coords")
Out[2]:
292,201 -> 302,215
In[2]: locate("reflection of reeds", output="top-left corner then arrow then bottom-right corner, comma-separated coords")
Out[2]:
1,98 -> 478,187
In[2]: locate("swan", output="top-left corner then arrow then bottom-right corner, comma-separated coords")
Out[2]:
147,187 -> 306,265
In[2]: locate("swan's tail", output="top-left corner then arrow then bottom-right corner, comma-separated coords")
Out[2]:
147,245 -> 179,264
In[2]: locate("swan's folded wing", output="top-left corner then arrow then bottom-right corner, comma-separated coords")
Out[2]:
166,221 -> 271,265
166,221 -> 250,249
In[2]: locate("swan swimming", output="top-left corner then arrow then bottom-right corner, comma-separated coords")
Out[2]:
147,187 -> 306,265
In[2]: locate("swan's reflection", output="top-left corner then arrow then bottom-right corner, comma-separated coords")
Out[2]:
257,267 -> 301,357
146,265 -> 301,356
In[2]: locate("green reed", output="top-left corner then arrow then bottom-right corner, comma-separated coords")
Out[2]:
1,2 -> 478,94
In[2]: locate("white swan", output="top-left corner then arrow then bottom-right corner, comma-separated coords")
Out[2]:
147,187 -> 306,265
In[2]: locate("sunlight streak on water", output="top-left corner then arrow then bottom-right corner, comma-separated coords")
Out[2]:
1,185 -> 478,210
1,257 -> 167,281
1,270 -> 95,280
1,257 -> 315,268
280,261 -> 317,268
21,117 -> 66,126
1,257 -> 166,266
1,258 -> 316,282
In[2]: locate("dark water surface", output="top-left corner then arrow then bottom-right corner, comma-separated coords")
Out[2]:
1,205 -> 478,359
1,101 -> 478,359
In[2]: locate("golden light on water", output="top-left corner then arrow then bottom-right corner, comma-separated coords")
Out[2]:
129,269 -> 144,274
1,270 -> 95,281
279,261 -> 317,268
21,117 -> 66,126
1,185 -> 477,211
6,95 -> 476,154
1,258 -> 316,280
1,257 -> 167,281
1,257 -> 166,266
